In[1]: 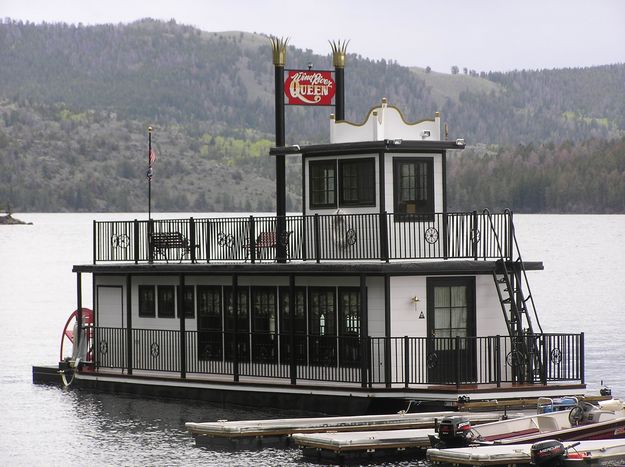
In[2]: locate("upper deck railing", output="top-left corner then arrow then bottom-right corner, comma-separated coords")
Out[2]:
93,211 -> 512,264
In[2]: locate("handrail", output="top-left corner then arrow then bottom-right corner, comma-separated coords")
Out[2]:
504,208 -> 543,333
93,211 -> 516,264
92,327 -> 584,387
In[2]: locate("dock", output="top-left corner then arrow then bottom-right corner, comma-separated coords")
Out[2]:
292,427 -> 435,462
186,410 -> 518,448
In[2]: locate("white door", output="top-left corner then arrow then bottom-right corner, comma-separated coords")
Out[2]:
97,285 -> 124,328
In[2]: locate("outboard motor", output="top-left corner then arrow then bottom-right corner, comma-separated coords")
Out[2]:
530,440 -> 566,466
434,416 -> 472,448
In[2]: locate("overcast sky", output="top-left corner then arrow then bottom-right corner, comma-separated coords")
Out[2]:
4,0 -> 624,73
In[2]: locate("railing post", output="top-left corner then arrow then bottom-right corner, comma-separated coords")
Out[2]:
232,275 -> 239,383
443,212 -> 449,260
189,217 -> 196,263
580,332 -> 585,384
314,214 -> 321,263
384,337 -> 392,388
148,218 -> 154,263
133,220 -> 140,264
301,215 -> 308,262
404,335 -> 409,388
276,215 -> 287,263
496,335 -> 501,387
289,274 -> 297,385
541,334 -> 548,384
472,211 -> 478,260
360,336 -> 368,388
455,336 -> 461,388
93,220 -> 97,264
126,274 -> 133,375
179,274 -> 186,379
249,215 -> 256,263
508,210 -> 514,261
380,211 -> 389,262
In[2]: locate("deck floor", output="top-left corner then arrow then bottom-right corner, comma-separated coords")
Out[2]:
82,367 -> 585,401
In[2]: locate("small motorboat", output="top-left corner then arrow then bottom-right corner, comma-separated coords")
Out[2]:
429,399 -> 625,449
427,438 -> 625,466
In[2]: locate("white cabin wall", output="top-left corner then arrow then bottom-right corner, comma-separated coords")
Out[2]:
475,275 -> 509,336
330,104 -> 440,143
366,276 -> 385,337
389,276 -> 428,338
95,276 -> 125,328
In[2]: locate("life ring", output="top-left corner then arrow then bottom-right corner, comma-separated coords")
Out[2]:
60,308 -> 94,370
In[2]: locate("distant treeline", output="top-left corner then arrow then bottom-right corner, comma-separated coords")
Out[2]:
449,138 -> 625,213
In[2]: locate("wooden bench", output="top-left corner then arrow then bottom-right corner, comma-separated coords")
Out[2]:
243,231 -> 292,261
150,232 -> 191,262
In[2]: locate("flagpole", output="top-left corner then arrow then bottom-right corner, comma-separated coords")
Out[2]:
148,126 -> 152,220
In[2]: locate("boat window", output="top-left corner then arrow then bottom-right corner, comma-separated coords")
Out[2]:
177,285 -> 195,319
138,285 -> 155,318
309,288 -> 336,336
338,287 -> 361,368
157,285 -> 176,318
224,286 -> 250,360
279,287 -> 307,334
338,288 -> 360,337
338,158 -> 376,207
279,287 -> 307,365
308,287 -> 337,366
251,287 -> 278,363
309,160 -> 337,209
197,285 -> 222,361
393,157 -> 434,219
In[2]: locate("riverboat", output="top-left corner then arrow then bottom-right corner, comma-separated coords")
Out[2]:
32,41 -> 585,415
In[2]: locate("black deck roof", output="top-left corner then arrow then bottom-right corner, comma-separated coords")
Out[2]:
269,139 -> 465,157
73,260 -> 543,276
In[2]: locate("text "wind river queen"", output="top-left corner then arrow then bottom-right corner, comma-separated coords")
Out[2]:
284,70 -> 336,106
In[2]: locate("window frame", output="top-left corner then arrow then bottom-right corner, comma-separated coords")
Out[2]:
177,285 -> 195,319
157,285 -> 176,319
338,157 -> 376,207
138,285 -> 156,318
309,159 -> 337,209
393,157 -> 435,220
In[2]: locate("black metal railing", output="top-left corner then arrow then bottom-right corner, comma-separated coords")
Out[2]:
91,327 -> 583,388
93,211 -> 512,263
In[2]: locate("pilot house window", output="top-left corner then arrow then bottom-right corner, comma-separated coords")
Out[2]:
339,158 -> 375,206
310,158 -> 375,209
393,158 -> 434,218
310,160 -> 336,209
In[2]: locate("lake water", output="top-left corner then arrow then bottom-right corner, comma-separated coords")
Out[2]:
0,213 -> 623,466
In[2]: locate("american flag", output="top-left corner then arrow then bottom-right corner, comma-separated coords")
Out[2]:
149,148 -> 156,167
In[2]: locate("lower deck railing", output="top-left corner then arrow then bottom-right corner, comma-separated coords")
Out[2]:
91,328 -> 584,388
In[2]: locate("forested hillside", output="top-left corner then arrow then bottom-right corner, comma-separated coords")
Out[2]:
0,19 -> 624,213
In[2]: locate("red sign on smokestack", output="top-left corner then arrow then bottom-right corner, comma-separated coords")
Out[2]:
284,70 -> 336,106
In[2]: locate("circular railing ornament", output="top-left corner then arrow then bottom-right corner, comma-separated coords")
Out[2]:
99,340 -> 108,355
426,352 -> 439,369
506,349 -> 527,368
550,348 -> 563,364
345,228 -> 357,246
470,228 -> 481,244
217,232 -> 235,248
111,234 -> 130,249
150,342 -> 160,358
278,230 -> 290,246
424,227 -> 439,244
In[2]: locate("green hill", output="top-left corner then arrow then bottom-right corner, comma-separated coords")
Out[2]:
0,18 -> 624,213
